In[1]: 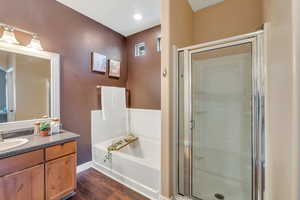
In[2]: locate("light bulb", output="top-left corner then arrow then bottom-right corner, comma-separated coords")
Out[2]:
0,27 -> 19,44
27,34 -> 43,51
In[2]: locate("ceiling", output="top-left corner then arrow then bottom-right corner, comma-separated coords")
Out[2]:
188,0 -> 224,12
56,0 -> 224,36
56,0 -> 160,37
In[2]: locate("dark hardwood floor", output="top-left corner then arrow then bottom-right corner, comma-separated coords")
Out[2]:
69,168 -> 150,200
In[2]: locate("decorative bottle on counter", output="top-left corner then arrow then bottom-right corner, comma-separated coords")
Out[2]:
50,118 -> 60,135
33,121 -> 40,135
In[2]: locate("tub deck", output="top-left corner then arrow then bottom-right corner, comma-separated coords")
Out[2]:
92,137 -> 160,199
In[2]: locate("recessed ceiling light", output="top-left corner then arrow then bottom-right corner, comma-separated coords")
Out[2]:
133,13 -> 143,21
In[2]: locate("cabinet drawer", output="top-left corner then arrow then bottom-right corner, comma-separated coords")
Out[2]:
45,141 -> 76,161
0,149 -> 44,176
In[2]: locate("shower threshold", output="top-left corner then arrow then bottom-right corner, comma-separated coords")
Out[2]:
175,194 -> 224,200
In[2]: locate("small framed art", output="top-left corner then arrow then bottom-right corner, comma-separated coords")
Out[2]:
91,52 -> 107,73
109,59 -> 121,78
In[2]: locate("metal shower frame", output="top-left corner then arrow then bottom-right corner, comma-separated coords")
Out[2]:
173,31 -> 265,200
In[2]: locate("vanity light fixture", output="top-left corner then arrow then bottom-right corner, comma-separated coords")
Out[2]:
27,34 -> 43,51
0,26 -> 19,45
0,23 -> 43,51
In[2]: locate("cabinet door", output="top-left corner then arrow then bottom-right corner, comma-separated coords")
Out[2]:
46,154 -> 76,200
0,164 -> 44,200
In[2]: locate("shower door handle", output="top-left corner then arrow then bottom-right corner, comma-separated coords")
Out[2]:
189,120 -> 195,130
256,159 -> 265,200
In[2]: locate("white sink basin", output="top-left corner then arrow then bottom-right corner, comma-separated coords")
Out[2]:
0,138 -> 29,152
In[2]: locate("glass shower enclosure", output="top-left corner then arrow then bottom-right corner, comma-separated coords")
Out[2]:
176,32 -> 265,200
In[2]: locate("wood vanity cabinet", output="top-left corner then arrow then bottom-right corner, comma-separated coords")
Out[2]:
45,142 -> 77,200
0,164 -> 44,200
0,141 -> 77,200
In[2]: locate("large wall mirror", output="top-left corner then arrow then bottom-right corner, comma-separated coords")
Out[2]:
0,43 -> 60,131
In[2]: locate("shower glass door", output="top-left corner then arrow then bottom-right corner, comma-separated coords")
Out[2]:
190,42 -> 253,200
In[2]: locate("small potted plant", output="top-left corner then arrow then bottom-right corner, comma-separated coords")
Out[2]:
40,121 -> 50,136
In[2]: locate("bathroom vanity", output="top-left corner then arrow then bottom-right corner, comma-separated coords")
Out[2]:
0,25 -> 81,200
0,130 -> 79,200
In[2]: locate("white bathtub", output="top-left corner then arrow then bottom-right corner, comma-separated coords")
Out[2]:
92,136 -> 160,199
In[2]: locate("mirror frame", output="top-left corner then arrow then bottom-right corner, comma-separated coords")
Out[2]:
0,42 -> 60,131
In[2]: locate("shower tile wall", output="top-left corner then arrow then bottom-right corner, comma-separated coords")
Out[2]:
191,53 -> 252,200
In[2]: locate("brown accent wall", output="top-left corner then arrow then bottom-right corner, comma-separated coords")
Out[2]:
0,0 -> 127,165
193,0 -> 263,43
126,26 -> 161,110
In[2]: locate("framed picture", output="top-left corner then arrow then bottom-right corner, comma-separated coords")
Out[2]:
91,52 -> 107,73
109,59 -> 121,78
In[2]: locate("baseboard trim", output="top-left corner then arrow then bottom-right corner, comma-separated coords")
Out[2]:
61,192 -> 76,200
160,195 -> 173,200
77,161 -> 93,173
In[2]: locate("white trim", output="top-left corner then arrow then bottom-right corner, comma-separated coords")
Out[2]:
172,45 -> 179,196
263,23 -> 269,200
127,108 -> 161,112
188,38 -> 255,54
178,30 -> 263,51
92,162 -> 159,200
0,42 -> 58,60
159,195 -> 173,200
50,53 -> 60,119
0,42 -> 60,132
77,161 -> 93,174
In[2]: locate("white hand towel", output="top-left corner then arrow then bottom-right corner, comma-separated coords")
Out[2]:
101,86 -> 126,121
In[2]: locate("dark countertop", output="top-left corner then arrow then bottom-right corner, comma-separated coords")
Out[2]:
0,130 -> 80,159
